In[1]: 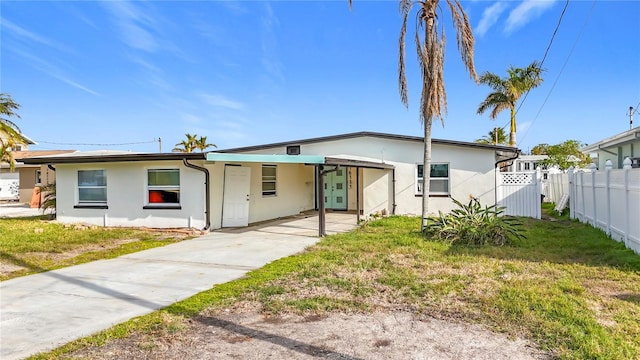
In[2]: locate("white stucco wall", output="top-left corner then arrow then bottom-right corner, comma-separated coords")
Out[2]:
239,136 -> 498,216
56,161 -> 207,229
207,162 -> 315,229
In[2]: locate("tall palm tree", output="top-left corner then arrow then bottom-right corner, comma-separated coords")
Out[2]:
194,135 -> 216,152
477,61 -> 544,147
476,127 -> 507,145
172,133 -> 198,153
397,0 -> 477,230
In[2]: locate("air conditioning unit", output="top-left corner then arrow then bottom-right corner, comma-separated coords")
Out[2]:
631,157 -> 640,168
286,145 -> 301,155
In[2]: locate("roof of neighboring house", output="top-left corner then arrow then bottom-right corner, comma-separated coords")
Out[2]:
218,131 -> 519,153
581,126 -> 640,153
18,151 -> 206,164
0,130 -> 37,145
1,150 -> 75,168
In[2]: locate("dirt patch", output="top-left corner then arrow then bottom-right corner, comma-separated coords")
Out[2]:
72,310 -> 551,359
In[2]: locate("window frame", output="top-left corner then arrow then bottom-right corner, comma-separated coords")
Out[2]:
145,168 -> 181,209
76,169 -> 107,207
35,170 -> 42,185
415,163 -> 450,196
261,164 -> 277,197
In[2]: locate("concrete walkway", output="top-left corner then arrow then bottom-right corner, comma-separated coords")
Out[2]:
0,203 -> 43,218
0,213 -> 357,360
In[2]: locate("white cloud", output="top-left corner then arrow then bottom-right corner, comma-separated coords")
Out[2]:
199,94 -> 245,111
505,0 -> 557,34
1,18 -> 71,52
260,3 -> 285,84
101,1 -> 159,52
8,47 -> 99,96
476,2 -> 507,37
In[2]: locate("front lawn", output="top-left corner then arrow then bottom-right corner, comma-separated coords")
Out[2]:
34,214 -> 640,359
0,216 -> 193,280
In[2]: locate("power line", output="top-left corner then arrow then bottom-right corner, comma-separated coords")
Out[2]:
34,139 -> 158,147
519,0 -> 596,146
514,0 -> 570,118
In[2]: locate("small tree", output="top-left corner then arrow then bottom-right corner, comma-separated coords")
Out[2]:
538,140 -> 591,170
0,93 -> 23,170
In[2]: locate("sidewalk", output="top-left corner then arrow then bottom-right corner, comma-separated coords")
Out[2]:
0,213 -> 357,360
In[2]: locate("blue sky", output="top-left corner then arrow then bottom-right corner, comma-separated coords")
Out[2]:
1,0 -> 639,153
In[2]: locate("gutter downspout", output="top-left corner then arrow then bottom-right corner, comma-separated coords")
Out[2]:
392,168 -> 397,215
183,158 -> 211,231
494,150 -> 521,206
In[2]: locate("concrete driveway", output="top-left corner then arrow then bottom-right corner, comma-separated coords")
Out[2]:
0,203 -> 43,218
0,213 -> 357,360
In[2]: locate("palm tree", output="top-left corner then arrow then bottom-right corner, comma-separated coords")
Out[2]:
476,127 -> 507,145
172,133 -> 198,153
477,61 -> 544,147
396,0 -> 477,230
0,93 -> 23,150
194,135 -> 216,152
1,139 -> 16,171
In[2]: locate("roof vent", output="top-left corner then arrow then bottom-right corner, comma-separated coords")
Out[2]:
286,145 -> 301,155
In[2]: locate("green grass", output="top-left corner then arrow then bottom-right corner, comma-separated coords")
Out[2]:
0,216 -> 190,280
30,213 -> 640,360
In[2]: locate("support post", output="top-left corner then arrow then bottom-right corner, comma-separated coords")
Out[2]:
568,167 -> 575,219
591,163 -> 597,226
605,160 -> 612,236
356,167 -> 360,224
318,165 -> 326,237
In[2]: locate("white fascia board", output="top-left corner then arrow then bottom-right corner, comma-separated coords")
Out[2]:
206,153 -> 325,164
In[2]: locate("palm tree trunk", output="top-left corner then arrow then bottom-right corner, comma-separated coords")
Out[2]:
421,117 -> 433,230
509,106 -> 517,147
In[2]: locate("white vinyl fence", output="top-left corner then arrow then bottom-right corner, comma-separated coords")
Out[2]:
545,172 -> 569,204
497,169 -> 541,219
569,159 -> 640,254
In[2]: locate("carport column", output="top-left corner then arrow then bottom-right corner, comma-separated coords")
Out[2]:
318,165 -> 326,237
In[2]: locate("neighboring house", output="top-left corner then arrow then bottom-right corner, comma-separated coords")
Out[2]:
0,130 -> 38,201
2,150 -> 74,203
19,132 -> 518,230
511,155 -> 549,172
581,126 -> 640,169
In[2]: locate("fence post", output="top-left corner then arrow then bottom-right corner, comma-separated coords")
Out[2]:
568,167 -> 575,219
623,157 -> 632,246
536,167 -> 542,219
605,160 -> 612,236
590,163 -> 597,226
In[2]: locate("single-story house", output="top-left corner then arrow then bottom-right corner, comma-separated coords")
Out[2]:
582,126 -> 640,169
19,132 -> 519,233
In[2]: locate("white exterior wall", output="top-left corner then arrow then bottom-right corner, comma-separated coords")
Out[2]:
56,161 -> 207,229
208,162 -> 314,229
240,136 -> 498,216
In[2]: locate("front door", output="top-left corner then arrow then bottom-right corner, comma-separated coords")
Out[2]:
222,166 -> 251,227
324,168 -> 347,210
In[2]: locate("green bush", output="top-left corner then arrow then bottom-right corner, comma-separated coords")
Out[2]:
423,197 -> 525,246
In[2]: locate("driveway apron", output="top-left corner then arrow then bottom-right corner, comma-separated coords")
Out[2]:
0,213 -> 357,360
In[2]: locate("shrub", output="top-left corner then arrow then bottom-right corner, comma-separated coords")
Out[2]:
423,197 -> 525,246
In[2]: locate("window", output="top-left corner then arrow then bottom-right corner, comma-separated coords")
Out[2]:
262,165 -> 277,196
416,164 -> 449,196
35,170 -> 42,185
147,169 -> 180,205
78,170 -> 107,204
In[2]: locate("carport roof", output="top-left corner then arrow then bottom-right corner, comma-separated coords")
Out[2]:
206,153 -> 394,169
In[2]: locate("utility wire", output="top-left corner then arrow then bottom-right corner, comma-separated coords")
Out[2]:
514,0 -> 570,118
518,0 -> 596,146
34,139 -> 158,146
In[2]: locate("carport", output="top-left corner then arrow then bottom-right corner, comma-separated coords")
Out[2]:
206,153 -> 395,236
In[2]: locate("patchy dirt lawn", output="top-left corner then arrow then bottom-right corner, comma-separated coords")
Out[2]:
71,308 -> 550,360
